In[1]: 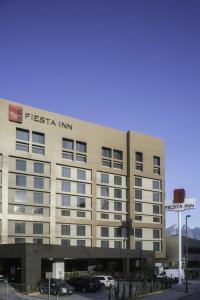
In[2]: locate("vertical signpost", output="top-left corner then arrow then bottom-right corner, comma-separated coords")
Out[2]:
165,189 -> 195,285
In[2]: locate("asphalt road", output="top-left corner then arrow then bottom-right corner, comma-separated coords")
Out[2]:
179,291 -> 200,300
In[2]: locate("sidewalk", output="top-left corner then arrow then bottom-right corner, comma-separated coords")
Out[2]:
139,280 -> 200,300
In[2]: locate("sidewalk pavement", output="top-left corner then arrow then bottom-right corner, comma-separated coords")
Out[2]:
139,280 -> 200,300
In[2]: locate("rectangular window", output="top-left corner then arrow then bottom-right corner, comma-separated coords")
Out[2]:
33,223 -> 43,234
101,213 -> 109,219
153,229 -> 161,239
135,215 -> 142,221
153,216 -> 161,223
114,188 -> 122,199
76,154 -> 87,163
101,199 -> 109,210
77,225 -> 85,236
101,227 -> 109,237
77,197 -> 86,208
14,206 -> 25,213
62,167 -> 71,178
15,238 -> 25,243
153,192 -> 161,202
113,161 -> 123,169
61,195 -> 71,206
76,141 -> 87,153
136,152 -> 143,162
77,240 -> 85,247
153,241 -> 160,251
34,177 -> 44,189
61,239 -> 70,246
136,163 -> 143,171
15,190 -> 26,202
61,224 -> 70,235
16,142 -> 29,152
32,132 -> 45,144
15,222 -> 25,234
34,162 -> 44,174
62,151 -> 73,160
16,159 -> 26,171
77,169 -> 86,180
135,228 -> 142,238
153,167 -> 160,175
114,214 -> 122,221
153,204 -> 161,214
61,209 -> 70,216
113,149 -> 123,160
114,201 -> 122,211
135,189 -> 142,200
77,211 -> 86,218
114,227 -> 122,237
77,183 -> 86,194
101,240 -> 109,248
33,192 -> 43,204
16,175 -> 26,187
114,176 -> 122,186
135,202 -> 142,212
101,173 -> 109,184
135,241 -> 142,251
135,177 -> 142,187
62,138 -> 74,150
33,207 -> 44,214
32,145 -> 45,155
101,186 -> 109,197
102,159 -> 112,167
114,241 -> 122,249
153,180 -> 161,190
33,238 -> 43,244
102,147 -> 112,158
61,181 -> 71,192
16,128 -> 29,141
153,156 -> 160,166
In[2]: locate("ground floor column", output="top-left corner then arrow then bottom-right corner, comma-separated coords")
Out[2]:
52,259 -> 65,279
123,258 -> 130,278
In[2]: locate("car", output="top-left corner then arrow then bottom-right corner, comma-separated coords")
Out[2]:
68,277 -> 101,292
37,278 -> 74,295
0,275 -> 8,283
92,275 -> 116,288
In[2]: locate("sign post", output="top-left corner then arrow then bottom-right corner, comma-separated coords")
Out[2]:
165,189 -> 195,285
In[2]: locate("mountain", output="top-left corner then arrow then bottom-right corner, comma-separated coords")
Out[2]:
166,224 -> 200,240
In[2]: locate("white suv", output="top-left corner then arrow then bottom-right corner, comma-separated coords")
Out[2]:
92,275 -> 116,288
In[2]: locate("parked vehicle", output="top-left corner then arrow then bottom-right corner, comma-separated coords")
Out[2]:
68,277 -> 101,292
37,278 -> 74,295
92,275 -> 116,288
157,269 -> 184,281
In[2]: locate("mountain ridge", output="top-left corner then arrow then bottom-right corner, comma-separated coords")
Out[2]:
166,224 -> 200,240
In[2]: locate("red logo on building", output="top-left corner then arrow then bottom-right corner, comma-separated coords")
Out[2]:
9,104 -> 23,123
173,189 -> 185,204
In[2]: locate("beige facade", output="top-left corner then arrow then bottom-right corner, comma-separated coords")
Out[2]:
0,98 -> 166,258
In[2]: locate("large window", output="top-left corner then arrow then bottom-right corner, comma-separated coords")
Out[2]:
114,189 -> 122,199
61,224 -> 70,235
14,206 -> 25,214
153,204 -> 161,214
16,128 -> 29,141
62,167 -> 71,178
33,207 -> 43,214
153,192 -> 161,202
15,222 -> 25,234
77,169 -> 86,180
101,199 -> 109,210
102,147 -> 112,158
76,141 -> 86,153
136,152 -> 143,162
61,195 -> 71,206
101,240 -> 109,248
16,143 -> 29,152
114,227 -> 122,237
135,228 -> 142,238
77,183 -> 86,194
101,173 -> 109,184
15,190 -> 26,202
135,241 -> 142,250
101,186 -> 109,197
34,162 -> 44,174
153,241 -> 161,251
135,202 -> 142,212
34,177 -> 44,189
77,197 -> 86,208
16,175 -> 26,187
33,192 -> 43,204
77,240 -> 85,247
61,181 -> 71,192
113,150 -> 123,160
153,156 -> 161,175
101,227 -> 109,237
135,189 -> 142,200
16,159 -> 26,172
135,177 -> 142,187
32,145 -> 44,155
153,180 -> 161,190
62,138 -> 74,150
33,223 -> 43,234
32,132 -> 45,144
114,201 -> 122,211
77,225 -> 85,236
153,229 -> 161,239
114,176 -> 122,186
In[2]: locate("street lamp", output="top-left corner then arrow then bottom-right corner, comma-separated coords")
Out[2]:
185,214 -> 191,293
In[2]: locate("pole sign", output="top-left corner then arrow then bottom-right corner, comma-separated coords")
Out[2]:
165,198 -> 195,211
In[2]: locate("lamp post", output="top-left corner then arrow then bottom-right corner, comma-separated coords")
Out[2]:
185,214 -> 191,292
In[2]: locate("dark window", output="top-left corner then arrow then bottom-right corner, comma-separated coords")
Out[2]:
62,151 -> 73,160
102,159 -> 112,167
77,169 -> 86,180
101,227 -> 109,237
76,141 -> 87,153
61,239 -> 70,246
153,192 -> 161,202
16,142 -> 29,152
135,228 -> 142,238
101,173 -> 109,184
34,162 -> 44,174
114,214 -> 122,221
61,210 -> 70,216
77,197 -> 85,208
33,238 -> 43,244
153,229 -> 161,239
114,176 -> 122,186
135,189 -> 142,200
135,215 -> 142,221
61,181 -> 71,192
153,216 -> 161,223
153,156 -> 160,166
113,150 -> 123,160
34,177 -> 44,189
14,206 -> 25,213
114,189 -> 122,199
136,163 -> 143,171
153,180 -> 161,190
33,223 -> 43,234
76,154 -> 86,163
33,192 -> 43,204
114,228 -> 122,237
113,161 -> 123,169
77,225 -> 85,236
101,186 -> 109,197
32,145 -> 44,155
101,199 -> 109,210
16,159 -> 26,172
62,138 -> 74,150
153,205 -> 161,214
15,222 -> 25,234
153,241 -> 160,251
15,238 -> 25,243
101,213 -> 109,219
101,240 -> 109,248
153,167 -> 160,175
61,224 -> 70,235
16,128 -> 29,141
62,167 -> 71,178
114,241 -> 122,248
102,147 -> 112,158
16,175 -> 26,187
114,201 -> 122,211
77,211 -> 86,218
61,195 -> 71,206
135,240 -> 142,250
135,177 -> 142,187
32,132 -> 45,144
77,240 -> 85,247
77,183 -> 86,194
136,152 -> 143,162
135,202 -> 142,212
33,207 -> 43,214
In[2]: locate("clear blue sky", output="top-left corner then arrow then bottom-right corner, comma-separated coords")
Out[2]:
0,0 -> 199,228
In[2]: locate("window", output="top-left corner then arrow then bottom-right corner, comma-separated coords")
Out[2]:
113,161 -> 123,169
34,162 -> 44,174
61,210 -> 70,216
32,145 -> 44,155
77,225 -> 85,236
16,143 -> 29,152
153,216 -> 161,223
77,211 -> 86,218
62,151 -> 73,160
154,167 -> 160,175
153,229 -> 161,239
33,223 -> 43,234
101,199 -> 109,210
14,206 -> 25,213
33,192 -> 43,204
101,240 -> 109,248
153,204 -> 161,214
33,207 -> 43,214
101,186 -> 109,197
101,213 -> 109,219
77,197 -> 85,208
15,238 -> 25,243
76,154 -> 87,163
61,224 -> 70,235
61,195 -> 71,206
114,241 -> 122,248
153,241 -> 160,251
114,214 -> 122,221
153,156 -> 160,166
62,167 -> 71,178
101,173 -> 109,184
135,189 -> 142,200
102,159 -> 112,167
61,181 -> 71,192
16,128 -> 29,141
15,222 -> 25,234
135,241 -> 142,250
114,176 -> 122,186
114,227 -> 122,237
77,240 -> 85,247
101,227 -> 109,237
136,152 -> 143,162
16,159 -> 26,171
113,150 -> 123,160
16,175 -> 26,187
114,189 -> 122,199
135,177 -> 142,187
61,239 -> 70,246
136,163 -> 143,171
34,177 -> 44,189
153,192 -> 161,202
76,141 -> 86,153
135,202 -> 142,212
135,215 -> 142,221
33,238 -> 43,244
153,180 -> 161,190
135,228 -> 142,238
15,190 -> 26,202
32,132 -> 44,144
102,147 -> 112,158
114,201 -> 122,211
77,169 -> 86,180
62,138 -> 74,150
77,183 -> 86,194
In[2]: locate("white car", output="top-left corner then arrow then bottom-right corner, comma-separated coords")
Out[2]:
92,275 -> 116,288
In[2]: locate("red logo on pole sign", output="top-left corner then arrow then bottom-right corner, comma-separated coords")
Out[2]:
9,104 -> 23,123
173,189 -> 185,204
